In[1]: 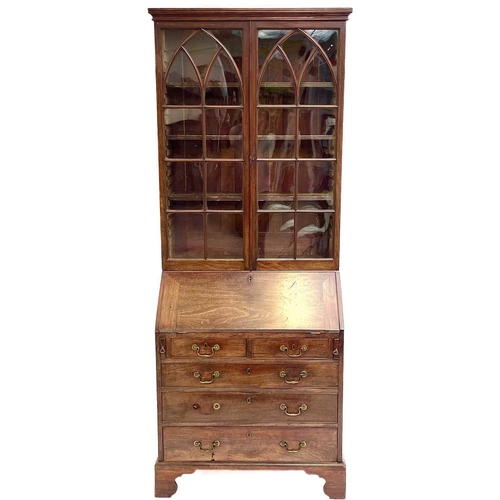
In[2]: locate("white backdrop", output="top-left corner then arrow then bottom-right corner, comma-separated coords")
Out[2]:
1,1 -> 499,499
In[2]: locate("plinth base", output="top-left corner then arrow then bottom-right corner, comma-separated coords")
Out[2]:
155,460 -> 346,499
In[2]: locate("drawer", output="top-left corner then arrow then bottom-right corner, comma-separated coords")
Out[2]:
162,392 -> 338,424
162,426 -> 337,463
161,363 -> 338,388
169,335 -> 246,358
250,338 -> 332,359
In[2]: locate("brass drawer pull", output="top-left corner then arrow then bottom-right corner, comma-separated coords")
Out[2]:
280,440 -> 306,453
279,370 -> 307,384
192,343 -> 220,357
193,370 -> 220,384
193,440 -> 220,452
280,344 -> 307,357
280,403 -> 307,416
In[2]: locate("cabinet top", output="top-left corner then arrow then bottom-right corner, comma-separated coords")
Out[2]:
148,8 -> 353,22
156,271 -> 343,333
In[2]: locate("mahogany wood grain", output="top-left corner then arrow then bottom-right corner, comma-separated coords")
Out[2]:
170,335 -> 247,358
160,362 -> 338,389
249,338 -> 332,359
156,271 -> 340,332
162,426 -> 337,463
161,391 -> 338,424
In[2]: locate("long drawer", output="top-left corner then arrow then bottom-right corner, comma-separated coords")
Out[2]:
161,391 -> 338,424
162,426 -> 337,463
160,362 -> 338,388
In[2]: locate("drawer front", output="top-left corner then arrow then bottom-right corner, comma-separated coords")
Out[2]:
250,338 -> 331,359
162,392 -> 338,424
170,335 -> 246,358
162,426 -> 337,463
161,363 -> 338,388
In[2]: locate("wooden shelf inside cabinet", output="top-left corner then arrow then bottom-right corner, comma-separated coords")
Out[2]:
150,7 -> 351,499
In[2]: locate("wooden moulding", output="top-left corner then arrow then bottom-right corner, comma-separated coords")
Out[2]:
149,8 -> 353,22
155,461 -> 346,498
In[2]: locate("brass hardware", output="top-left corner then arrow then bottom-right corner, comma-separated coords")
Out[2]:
247,432 -> 252,438
193,440 -> 220,452
280,344 -> 307,357
247,368 -> 252,374
247,397 -> 252,403
333,348 -> 339,356
279,440 -> 306,452
192,343 -> 220,358
159,338 -> 166,354
279,403 -> 308,416
279,370 -> 307,384
193,370 -> 220,384
247,275 -> 253,283
213,402 -> 221,410
193,404 -> 200,410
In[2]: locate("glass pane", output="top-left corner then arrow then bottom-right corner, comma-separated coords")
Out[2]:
306,30 -> 338,70
210,30 -> 243,74
168,213 -> 204,258
165,50 -> 201,105
257,161 -> 295,200
165,108 -> 202,159
297,161 -> 334,199
206,107 -> 243,158
259,84 -> 295,105
298,200 -> 333,210
300,53 -> 336,105
205,51 -> 242,105
258,30 -> 291,69
296,212 -> 333,258
162,30 -> 194,73
207,213 -> 243,258
258,108 -> 296,159
183,31 -> 219,80
281,32 -> 314,76
299,108 -> 336,159
207,162 -> 243,194
258,213 -> 294,258
166,161 -> 204,210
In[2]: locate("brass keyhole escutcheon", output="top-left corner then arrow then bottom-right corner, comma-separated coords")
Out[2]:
247,368 -> 252,374
247,397 -> 252,403
247,432 -> 252,438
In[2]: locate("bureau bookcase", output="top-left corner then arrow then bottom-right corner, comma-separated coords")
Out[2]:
149,8 -> 352,498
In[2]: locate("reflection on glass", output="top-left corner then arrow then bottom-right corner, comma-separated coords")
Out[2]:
300,53 -> 336,105
165,108 -> 202,158
206,108 -> 242,136
299,108 -> 336,159
296,212 -> 332,258
282,33 -> 314,75
168,213 -> 204,258
258,108 -> 295,159
297,161 -> 334,197
258,30 -> 291,69
207,213 -> 243,258
183,31 -> 219,80
257,161 -> 295,197
207,162 -> 243,194
162,30 -> 195,72
259,50 -> 295,105
165,50 -> 201,105
258,213 -> 294,258
205,51 -> 242,105
166,161 -> 204,209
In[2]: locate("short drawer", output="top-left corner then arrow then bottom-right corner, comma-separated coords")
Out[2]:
162,426 -> 337,463
162,391 -> 338,424
250,338 -> 332,359
160,363 -> 338,388
169,335 -> 246,358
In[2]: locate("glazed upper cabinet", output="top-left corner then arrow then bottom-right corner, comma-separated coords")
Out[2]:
152,12 -> 349,271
